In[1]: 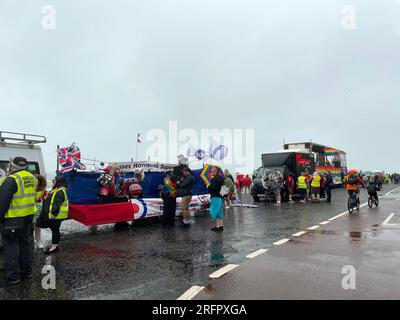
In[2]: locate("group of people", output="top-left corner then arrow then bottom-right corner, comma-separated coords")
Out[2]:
220,170 -> 252,208
160,163 -> 227,232
0,157 -> 69,285
262,169 -> 335,205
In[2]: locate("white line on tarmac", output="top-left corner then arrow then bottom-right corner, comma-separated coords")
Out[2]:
382,213 -> 395,225
307,225 -> 320,230
326,187 -> 399,222
383,186 -> 400,196
319,221 -> 330,225
209,264 -> 239,279
273,239 -> 290,246
328,211 -> 348,221
177,286 -> 205,300
292,231 -> 307,237
246,249 -> 268,259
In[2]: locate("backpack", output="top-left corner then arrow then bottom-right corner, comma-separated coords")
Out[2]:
348,174 -> 358,185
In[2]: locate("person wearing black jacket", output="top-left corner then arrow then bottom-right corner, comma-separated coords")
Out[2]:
0,157 -> 37,285
177,166 -> 195,229
37,176 -> 69,254
207,166 -> 225,232
325,173 -> 334,203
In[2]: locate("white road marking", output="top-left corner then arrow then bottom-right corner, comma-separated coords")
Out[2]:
328,211 -> 348,221
326,187 -> 398,222
246,249 -> 268,259
383,186 -> 400,196
307,225 -> 320,230
382,213 -> 395,225
319,221 -> 330,225
292,231 -> 307,237
177,286 -> 205,300
273,239 -> 290,246
209,264 -> 238,279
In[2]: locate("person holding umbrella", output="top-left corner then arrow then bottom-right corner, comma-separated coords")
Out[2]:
207,166 -> 225,232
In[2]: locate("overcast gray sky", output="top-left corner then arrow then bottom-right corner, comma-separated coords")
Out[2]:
1,0 -> 399,173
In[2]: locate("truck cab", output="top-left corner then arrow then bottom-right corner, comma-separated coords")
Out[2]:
251,150 -> 315,202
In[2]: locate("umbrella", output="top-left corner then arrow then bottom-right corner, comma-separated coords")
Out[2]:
200,164 -> 225,187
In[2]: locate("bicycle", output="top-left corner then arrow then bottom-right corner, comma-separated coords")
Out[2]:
367,194 -> 379,208
348,190 -> 360,214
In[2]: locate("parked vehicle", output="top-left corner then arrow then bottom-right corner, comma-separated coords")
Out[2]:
0,131 -> 47,177
0,131 -> 47,251
251,142 -> 347,202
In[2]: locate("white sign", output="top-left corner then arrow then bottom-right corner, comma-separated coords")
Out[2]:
115,161 -> 177,173
132,195 -> 211,220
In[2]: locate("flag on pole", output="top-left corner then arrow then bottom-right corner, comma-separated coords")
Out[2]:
187,143 -> 208,161
57,143 -> 86,173
208,139 -> 228,161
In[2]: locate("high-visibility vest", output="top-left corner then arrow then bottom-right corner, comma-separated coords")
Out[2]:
5,170 -> 38,219
311,176 -> 321,188
0,176 -> 5,186
297,176 -> 307,189
49,187 -> 69,220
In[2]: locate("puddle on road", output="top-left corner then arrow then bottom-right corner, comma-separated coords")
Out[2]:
349,231 -> 362,241
203,284 -> 214,295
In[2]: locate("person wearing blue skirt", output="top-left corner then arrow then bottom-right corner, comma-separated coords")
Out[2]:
207,166 -> 225,232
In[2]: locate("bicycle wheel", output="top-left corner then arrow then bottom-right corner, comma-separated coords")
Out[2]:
348,197 -> 354,214
375,197 -> 379,207
368,196 -> 373,208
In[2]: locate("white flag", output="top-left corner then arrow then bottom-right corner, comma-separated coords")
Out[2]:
208,139 -> 228,161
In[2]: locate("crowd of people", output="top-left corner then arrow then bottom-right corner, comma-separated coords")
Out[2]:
261,169 -> 335,205
160,163 -> 253,232
0,155 -> 397,286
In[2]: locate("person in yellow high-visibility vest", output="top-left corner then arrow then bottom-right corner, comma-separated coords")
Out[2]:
0,157 -> 38,285
310,171 -> 322,203
297,172 -> 308,203
37,175 -> 69,255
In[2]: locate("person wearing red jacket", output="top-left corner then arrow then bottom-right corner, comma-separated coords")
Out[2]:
286,173 -> 295,203
243,175 -> 252,194
235,173 -> 244,204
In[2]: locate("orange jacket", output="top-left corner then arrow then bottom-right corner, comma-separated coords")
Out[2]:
344,176 -> 365,191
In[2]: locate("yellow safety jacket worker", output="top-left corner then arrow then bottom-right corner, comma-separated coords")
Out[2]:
5,170 -> 38,219
49,187 -> 69,220
311,176 -> 321,188
297,176 -> 307,189
0,176 -> 5,186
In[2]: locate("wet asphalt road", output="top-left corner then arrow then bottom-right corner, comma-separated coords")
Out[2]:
0,185 -> 398,300
194,185 -> 400,300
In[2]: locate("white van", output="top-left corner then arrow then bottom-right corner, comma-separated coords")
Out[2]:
0,131 -> 47,178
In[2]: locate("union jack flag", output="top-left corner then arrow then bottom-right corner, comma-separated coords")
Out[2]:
57,143 -> 86,173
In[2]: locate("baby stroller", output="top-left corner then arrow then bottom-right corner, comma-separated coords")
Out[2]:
262,179 -> 276,206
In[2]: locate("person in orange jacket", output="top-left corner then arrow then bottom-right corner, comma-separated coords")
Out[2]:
344,169 -> 365,203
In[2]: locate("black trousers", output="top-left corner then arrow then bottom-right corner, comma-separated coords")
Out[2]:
0,217 -> 34,281
326,187 -> 332,202
161,195 -> 176,226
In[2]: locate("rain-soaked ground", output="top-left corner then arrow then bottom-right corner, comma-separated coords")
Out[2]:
0,185 -> 398,300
